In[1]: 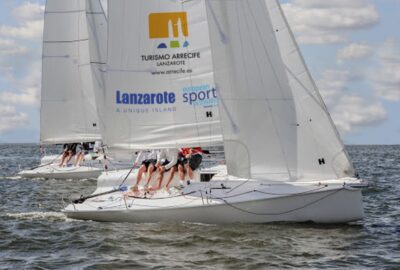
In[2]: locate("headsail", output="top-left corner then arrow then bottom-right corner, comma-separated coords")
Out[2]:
104,0 -> 222,150
264,0 -> 355,179
40,0 -> 101,144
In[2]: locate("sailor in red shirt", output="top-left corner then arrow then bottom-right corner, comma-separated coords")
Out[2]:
177,147 -> 203,186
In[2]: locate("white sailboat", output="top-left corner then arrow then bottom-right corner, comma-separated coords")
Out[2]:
19,0 -> 108,179
64,0 -> 367,223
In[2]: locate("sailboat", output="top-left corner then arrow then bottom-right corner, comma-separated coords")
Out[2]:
19,0 -> 109,179
64,0 -> 367,223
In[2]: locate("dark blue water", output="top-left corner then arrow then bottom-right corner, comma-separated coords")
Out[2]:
0,144 -> 399,269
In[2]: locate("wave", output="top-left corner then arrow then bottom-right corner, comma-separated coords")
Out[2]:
3,211 -> 76,222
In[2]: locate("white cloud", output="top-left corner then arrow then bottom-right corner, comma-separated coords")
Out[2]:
317,69 -> 387,133
0,2 -> 44,40
337,42 -> 374,62
0,2 -> 44,134
318,69 -> 361,106
12,2 -> 45,22
282,0 -> 379,44
0,38 -> 28,56
0,20 -> 43,39
330,94 -> 387,133
0,105 -> 29,133
0,61 -> 41,107
372,39 -> 400,101
0,87 -> 40,107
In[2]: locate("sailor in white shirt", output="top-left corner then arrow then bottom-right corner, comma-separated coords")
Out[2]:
152,148 -> 179,191
132,149 -> 159,192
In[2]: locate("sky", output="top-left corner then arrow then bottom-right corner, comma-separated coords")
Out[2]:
0,0 -> 399,144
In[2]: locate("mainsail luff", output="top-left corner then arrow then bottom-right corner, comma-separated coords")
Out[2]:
40,0 -> 101,144
264,0 -> 355,179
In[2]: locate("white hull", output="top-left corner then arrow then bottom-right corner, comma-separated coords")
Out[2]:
64,170 -> 365,224
19,164 -> 103,180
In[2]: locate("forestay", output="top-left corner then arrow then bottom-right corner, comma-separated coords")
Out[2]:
104,0 -> 222,150
40,0 -> 101,144
264,0 -> 355,180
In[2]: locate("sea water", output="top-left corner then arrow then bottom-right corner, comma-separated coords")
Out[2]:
0,144 -> 399,269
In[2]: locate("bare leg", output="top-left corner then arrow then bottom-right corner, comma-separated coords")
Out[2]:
178,164 -> 185,181
185,163 -> 194,180
133,165 -> 146,191
165,167 -> 176,189
65,151 -> 74,165
59,152 -> 67,167
144,164 -> 155,187
75,153 -> 83,167
152,167 -> 164,191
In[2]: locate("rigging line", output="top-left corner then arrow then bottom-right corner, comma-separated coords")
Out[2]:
213,188 -> 344,216
126,197 -> 199,210
224,177 -> 251,194
25,153 -> 63,171
243,0 -> 293,180
125,190 -> 197,200
210,185 -> 328,200
72,162 -> 137,204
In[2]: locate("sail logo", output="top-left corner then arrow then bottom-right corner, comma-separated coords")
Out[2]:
116,90 -> 176,105
149,12 -> 189,49
182,85 -> 218,107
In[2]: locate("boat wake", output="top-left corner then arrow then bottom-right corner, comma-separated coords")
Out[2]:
0,175 -> 22,180
3,211 -> 74,222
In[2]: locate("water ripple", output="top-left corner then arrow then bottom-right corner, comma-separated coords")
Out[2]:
0,144 -> 399,269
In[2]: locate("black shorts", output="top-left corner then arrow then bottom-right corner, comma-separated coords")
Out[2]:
177,156 -> 187,166
142,159 -> 157,168
161,160 -> 176,171
189,154 -> 202,170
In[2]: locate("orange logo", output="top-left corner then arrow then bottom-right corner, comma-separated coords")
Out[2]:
149,12 -> 189,49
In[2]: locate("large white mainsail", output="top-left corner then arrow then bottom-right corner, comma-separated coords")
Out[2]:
206,0 -> 297,181
103,0 -> 222,150
264,0 -> 355,180
40,0 -> 101,144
